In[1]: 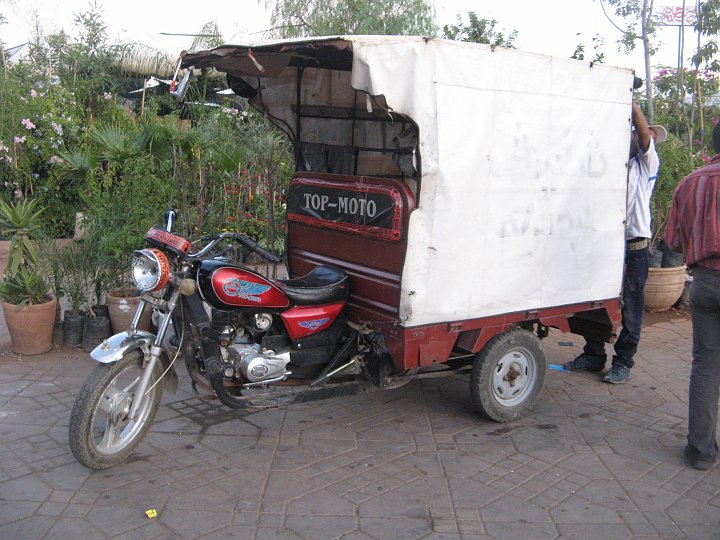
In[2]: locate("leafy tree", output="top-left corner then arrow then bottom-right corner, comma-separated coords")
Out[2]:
266,0 -> 436,37
598,0 -> 658,121
689,0 -> 720,150
648,2 -> 719,153
0,0 -> 17,74
442,12 -> 517,48
571,33 -> 606,62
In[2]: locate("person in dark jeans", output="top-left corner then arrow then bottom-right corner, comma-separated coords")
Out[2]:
664,122 -> 720,470
564,102 -> 666,384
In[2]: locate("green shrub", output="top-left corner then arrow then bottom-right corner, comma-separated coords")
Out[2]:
652,134 -> 706,243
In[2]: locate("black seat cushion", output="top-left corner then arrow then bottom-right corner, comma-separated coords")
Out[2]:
278,265 -> 349,305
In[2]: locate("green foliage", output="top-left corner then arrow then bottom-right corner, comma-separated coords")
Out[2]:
54,227 -> 118,315
693,0 -> 720,70
0,62 -> 88,236
0,198 -> 44,277
442,12 -> 517,48
0,3 -> 294,300
0,198 -> 50,306
599,0 -> 659,54
56,241 -> 87,314
571,33 -> 606,62
35,233 -> 66,302
0,269 -> 50,307
651,134 -> 706,242
267,0 -> 436,37
652,67 -> 719,150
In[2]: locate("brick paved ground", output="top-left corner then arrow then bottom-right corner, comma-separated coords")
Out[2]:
0,310 -> 718,539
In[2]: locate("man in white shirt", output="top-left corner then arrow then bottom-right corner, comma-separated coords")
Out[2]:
564,102 -> 666,383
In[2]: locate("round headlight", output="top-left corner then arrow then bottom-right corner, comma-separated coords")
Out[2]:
132,248 -> 170,292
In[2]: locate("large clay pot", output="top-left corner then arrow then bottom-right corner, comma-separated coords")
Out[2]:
2,297 -> 57,355
644,265 -> 687,312
107,288 -> 152,334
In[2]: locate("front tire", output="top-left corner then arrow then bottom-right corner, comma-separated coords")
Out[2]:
470,327 -> 546,422
69,350 -> 164,469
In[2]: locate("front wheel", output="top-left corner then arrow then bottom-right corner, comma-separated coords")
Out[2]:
470,327 -> 546,422
69,350 -> 164,469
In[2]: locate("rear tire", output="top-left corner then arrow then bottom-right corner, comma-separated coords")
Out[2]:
470,327 -> 546,422
69,350 -> 164,469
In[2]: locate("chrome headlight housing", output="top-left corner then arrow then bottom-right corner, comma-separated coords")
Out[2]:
132,248 -> 170,292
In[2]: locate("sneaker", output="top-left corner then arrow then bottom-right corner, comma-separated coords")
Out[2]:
685,444 -> 717,471
563,353 -> 606,372
602,364 -> 630,384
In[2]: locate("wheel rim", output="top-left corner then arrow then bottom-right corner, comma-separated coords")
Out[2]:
90,362 -> 156,457
491,346 -> 537,407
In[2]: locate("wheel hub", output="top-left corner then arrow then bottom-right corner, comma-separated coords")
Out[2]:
108,393 -> 132,424
492,349 -> 535,406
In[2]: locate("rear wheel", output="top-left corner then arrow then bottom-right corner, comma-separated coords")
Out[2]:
69,350 -> 164,469
470,327 -> 546,422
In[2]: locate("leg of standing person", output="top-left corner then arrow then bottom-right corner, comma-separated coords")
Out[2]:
604,246 -> 648,384
685,266 -> 720,470
563,338 -> 607,371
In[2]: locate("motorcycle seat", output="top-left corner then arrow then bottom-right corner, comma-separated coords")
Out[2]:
278,265 -> 349,306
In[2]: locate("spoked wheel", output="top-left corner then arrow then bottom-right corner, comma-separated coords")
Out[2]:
470,327 -> 546,422
69,350 -> 164,469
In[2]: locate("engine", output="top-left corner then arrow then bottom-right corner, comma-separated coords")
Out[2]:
211,310 -> 291,385
227,343 -> 291,384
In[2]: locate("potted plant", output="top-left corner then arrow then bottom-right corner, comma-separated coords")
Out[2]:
0,199 -> 57,355
57,241 -> 89,347
76,219 -> 112,351
96,224 -> 152,333
36,233 -> 68,346
644,136 -> 702,310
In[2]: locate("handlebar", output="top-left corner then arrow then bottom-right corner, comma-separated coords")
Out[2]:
233,234 -> 282,264
187,232 -> 281,264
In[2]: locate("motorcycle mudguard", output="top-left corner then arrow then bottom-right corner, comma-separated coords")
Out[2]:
90,331 -> 178,394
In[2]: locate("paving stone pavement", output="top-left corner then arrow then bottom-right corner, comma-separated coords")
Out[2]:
0,310 -> 718,539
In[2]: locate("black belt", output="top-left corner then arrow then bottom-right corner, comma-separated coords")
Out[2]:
626,237 -> 648,250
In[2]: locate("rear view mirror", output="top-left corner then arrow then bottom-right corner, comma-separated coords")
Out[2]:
170,70 -> 191,101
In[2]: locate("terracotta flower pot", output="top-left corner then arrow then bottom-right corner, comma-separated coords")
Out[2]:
2,297 -> 57,355
107,288 -> 152,334
644,265 -> 687,312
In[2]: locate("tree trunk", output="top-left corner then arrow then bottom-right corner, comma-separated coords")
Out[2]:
642,0 -> 655,123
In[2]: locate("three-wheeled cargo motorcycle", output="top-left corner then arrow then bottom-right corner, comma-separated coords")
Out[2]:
69,36 -> 634,469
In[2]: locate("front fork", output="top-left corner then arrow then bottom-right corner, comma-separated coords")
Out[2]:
93,286 -> 183,420
129,287 -> 183,419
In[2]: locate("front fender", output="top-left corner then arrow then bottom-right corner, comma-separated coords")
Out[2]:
91,330 -> 157,363
91,331 -> 179,395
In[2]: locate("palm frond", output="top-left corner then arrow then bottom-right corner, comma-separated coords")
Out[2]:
58,149 -> 97,181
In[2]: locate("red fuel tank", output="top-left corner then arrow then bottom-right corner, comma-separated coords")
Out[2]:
198,260 -> 290,310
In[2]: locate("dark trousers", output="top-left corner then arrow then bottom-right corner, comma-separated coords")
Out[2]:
584,246 -> 649,368
688,266 -> 720,461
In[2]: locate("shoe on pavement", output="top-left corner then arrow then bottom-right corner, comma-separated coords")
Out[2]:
685,444 -> 717,471
602,364 -> 630,384
563,353 -> 606,372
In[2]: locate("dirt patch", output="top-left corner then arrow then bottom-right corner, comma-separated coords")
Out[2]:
644,306 -> 690,326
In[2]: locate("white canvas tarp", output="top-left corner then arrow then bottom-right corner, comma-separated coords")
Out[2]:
346,38 -> 633,326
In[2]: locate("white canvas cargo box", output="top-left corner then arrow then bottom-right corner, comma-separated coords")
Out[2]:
182,36 -> 633,329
